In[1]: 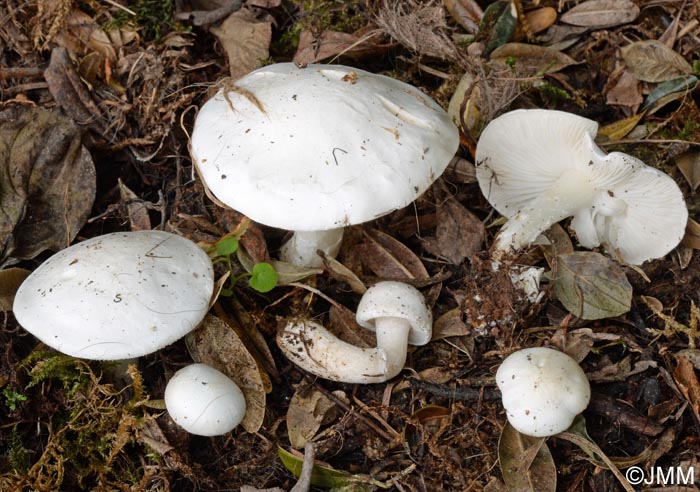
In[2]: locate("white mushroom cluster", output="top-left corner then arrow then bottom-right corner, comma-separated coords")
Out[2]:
496,347 -> 590,437
13,230 -> 215,360
191,63 -> 459,267
277,281 -> 432,384
476,109 -> 687,265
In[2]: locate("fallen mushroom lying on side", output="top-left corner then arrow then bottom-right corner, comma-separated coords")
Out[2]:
496,347 -> 591,437
476,109 -> 687,265
165,363 -> 246,436
12,230 -> 214,360
190,63 -> 459,267
277,281 -> 432,384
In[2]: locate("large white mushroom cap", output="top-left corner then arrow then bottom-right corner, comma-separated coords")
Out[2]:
496,347 -> 591,437
476,109 -> 687,264
190,62 -> 459,232
13,231 -> 214,360
165,363 -> 246,436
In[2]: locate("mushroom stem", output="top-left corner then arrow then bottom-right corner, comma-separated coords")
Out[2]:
279,228 -> 344,267
277,318 -> 410,384
493,169 -> 595,259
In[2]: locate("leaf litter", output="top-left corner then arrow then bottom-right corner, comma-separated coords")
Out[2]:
2,0 -> 700,491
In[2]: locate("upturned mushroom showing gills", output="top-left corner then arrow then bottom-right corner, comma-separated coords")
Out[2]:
190,63 -> 459,268
12,231 -> 215,360
277,281 -> 432,384
165,363 -> 246,436
496,347 -> 590,437
476,109 -> 687,265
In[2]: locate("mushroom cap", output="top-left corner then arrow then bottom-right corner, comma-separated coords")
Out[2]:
355,281 -> 432,346
476,109 -> 687,264
13,231 -> 214,360
165,363 -> 246,436
570,137 -> 688,265
475,109 -> 598,219
190,63 -> 459,232
496,347 -> 591,437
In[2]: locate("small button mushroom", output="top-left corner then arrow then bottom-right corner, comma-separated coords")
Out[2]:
164,363 -> 246,436
496,347 -> 591,437
476,109 -> 687,264
12,231 -> 215,360
277,281 -> 432,384
190,63 -> 459,267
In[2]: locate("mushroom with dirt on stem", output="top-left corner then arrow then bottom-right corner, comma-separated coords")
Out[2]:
164,363 -> 246,436
496,347 -> 591,437
476,109 -> 687,265
277,281 -> 432,384
190,62 -> 459,268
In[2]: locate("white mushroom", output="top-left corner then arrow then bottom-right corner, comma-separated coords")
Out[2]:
12,231 -> 214,360
476,109 -> 687,264
496,347 -> 591,437
190,63 -> 459,267
277,281 -> 432,384
165,363 -> 246,436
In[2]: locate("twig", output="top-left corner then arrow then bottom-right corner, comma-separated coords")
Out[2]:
0,67 -> 44,79
598,138 -> 700,147
174,0 -> 244,26
408,378 -> 501,401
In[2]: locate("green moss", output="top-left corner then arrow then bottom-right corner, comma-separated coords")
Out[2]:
105,0 -> 180,42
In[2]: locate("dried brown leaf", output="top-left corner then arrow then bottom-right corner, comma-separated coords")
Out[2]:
674,354 -> 700,423
489,43 -> 579,75
293,30 -> 382,66
433,308 -> 471,339
552,252 -> 632,320
523,7 -> 557,35
328,304 -> 375,348
211,8 -> 271,80
560,0 -> 639,28
443,0 -> 482,33
0,106 -> 96,264
605,68 -> 643,110
681,218 -> 700,250
185,314 -> 267,433
621,40 -> 693,83
287,382 -> 337,448
498,422 -> 556,492
677,151 -> 700,190
0,267 -> 30,312
118,179 -> 151,231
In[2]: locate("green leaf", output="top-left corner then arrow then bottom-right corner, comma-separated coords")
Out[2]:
248,262 -> 278,293
498,422 -> 556,492
215,236 -> 239,257
642,75 -> 698,111
237,248 -> 322,284
483,0 -> 518,57
552,251 -> 632,320
278,446 -> 352,488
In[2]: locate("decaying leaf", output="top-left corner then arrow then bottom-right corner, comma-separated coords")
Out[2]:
605,69 -> 643,110
423,183 -> 484,264
522,7 -> 556,35
0,106 -> 96,264
674,354 -> 700,426
185,314 -> 267,433
560,0 -> 639,28
287,381 -> 338,448
489,43 -> 579,75
328,304 -> 375,349
642,75 -> 699,111
433,308 -> 471,339
677,151 -> 700,190
681,218 -> 700,250
621,40 -> 693,83
0,267 -> 30,312
482,0 -> 518,57
118,179 -> 152,231
552,252 -> 632,320
211,7 -> 272,80
293,30 -> 383,66
444,0 -> 483,33
498,422 -> 556,492
598,113 -> 645,141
